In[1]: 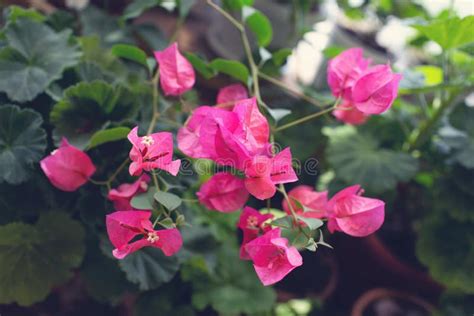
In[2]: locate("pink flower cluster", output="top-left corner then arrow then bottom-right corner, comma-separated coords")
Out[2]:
179,95 -> 298,212
328,48 -> 402,125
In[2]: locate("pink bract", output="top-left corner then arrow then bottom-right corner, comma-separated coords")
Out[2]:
332,99 -> 369,125
128,126 -> 181,177
196,172 -> 249,212
245,228 -> 303,286
327,48 -> 371,99
40,138 -> 96,192
326,185 -> 385,237
154,42 -> 195,96
352,64 -> 402,114
282,185 -> 328,218
217,83 -> 248,106
106,210 -> 182,259
108,174 -> 150,211
237,206 -> 274,260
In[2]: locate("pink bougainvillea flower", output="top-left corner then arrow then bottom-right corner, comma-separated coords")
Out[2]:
326,185 -> 385,237
244,148 -> 298,200
282,185 -> 328,218
332,99 -> 369,125
327,48 -> 371,99
108,174 -> 151,211
352,64 -> 402,114
238,206 -> 273,260
106,210 -> 182,259
245,228 -> 302,286
128,127 -> 181,177
40,138 -> 96,192
197,172 -> 249,212
154,42 -> 195,96
216,83 -> 248,106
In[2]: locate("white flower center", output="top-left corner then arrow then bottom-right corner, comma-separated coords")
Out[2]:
140,181 -> 148,191
141,136 -> 154,147
146,232 -> 159,243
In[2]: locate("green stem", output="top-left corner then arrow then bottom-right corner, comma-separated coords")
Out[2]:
278,184 -> 311,240
275,100 -> 339,132
147,71 -> 161,135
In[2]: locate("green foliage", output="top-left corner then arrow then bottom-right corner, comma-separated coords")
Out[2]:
190,247 -> 276,315
111,44 -> 148,69
414,15 -> 474,50
434,291 -> 474,316
50,80 -> 138,149
0,213 -> 85,306
209,58 -> 250,83
0,105 -> 46,184
184,52 -> 216,79
122,0 -> 161,20
222,0 -> 254,11
88,127 -> 131,149
0,19 -> 81,102
243,7 -> 273,47
323,125 -> 418,193
154,191 -> 182,211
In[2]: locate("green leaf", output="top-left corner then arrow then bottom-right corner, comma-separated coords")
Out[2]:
322,46 -> 345,59
0,213 -> 85,306
178,0 -> 196,17
210,58 -> 249,83
122,0 -> 160,20
222,0 -> 254,11
0,105 -> 46,185
414,16 -> 474,50
50,81 -> 138,149
271,215 -> 293,229
272,48 -> 292,66
296,215 -> 323,230
0,19 -> 81,102
267,108 -> 292,123
185,52 -> 216,80
416,212 -> 474,293
130,189 -> 155,210
4,6 -> 46,23
154,191 -> 182,211
111,44 -> 148,68
414,65 -> 443,86
323,126 -> 418,193
243,7 -> 273,47
88,127 -> 131,149
118,246 -> 180,290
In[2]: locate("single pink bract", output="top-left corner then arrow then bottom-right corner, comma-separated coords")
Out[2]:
154,42 -> 195,96
40,138 -> 96,192
108,174 -> 150,211
245,228 -> 302,286
106,210 -> 182,259
217,83 -> 248,106
128,126 -> 181,177
326,185 -> 385,237
327,48 -> 370,99
282,185 -> 328,218
237,206 -> 273,260
332,99 -> 369,125
197,172 -> 249,212
352,64 -> 402,114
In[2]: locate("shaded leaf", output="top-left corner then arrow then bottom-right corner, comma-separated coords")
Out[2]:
210,58 -> 249,83
243,7 -> 273,47
111,44 -> 148,68
154,191 -> 182,211
414,16 -> 474,50
88,126 -> 131,149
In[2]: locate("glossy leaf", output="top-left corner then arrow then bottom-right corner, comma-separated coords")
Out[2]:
0,213 -> 85,306
0,105 -> 46,184
111,44 -> 148,68
414,16 -> 474,50
243,7 -> 273,47
0,19 -> 81,102
88,127 -> 131,149
210,58 -> 249,83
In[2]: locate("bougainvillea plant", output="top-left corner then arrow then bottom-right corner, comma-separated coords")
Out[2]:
0,0 -> 473,314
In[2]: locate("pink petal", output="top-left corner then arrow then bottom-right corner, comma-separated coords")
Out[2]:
40,138 -> 96,192
326,184 -> 361,211
106,210 -> 152,249
332,99 -> 369,125
155,228 -> 183,256
177,106 -> 213,158
108,174 -> 150,210
214,124 -> 252,170
245,176 -> 276,200
237,206 -> 273,230
217,83 -> 248,105
282,185 -> 328,216
197,172 -> 249,212
270,148 -> 298,184
112,238 -> 150,259
154,42 -> 195,96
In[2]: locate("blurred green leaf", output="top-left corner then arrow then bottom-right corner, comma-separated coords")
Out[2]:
0,19 -> 81,102
0,213 -> 85,306
88,127 -> 131,149
154,191 -> 182,211
272,48 -> 292,66
222,0 -> 254,11
296,215 -> 323,230
243,7 -> 273,47
111,44 -> 148,68
324,125 -> 418,193
414,16 -> 474,50
4,6 -> 46,23
414,65 -> 443,86
210,58 -> 249,83
122,0 -> 160,20
131,189 -> 156,210
0,105 -> 46,185
185,52 -> 216,79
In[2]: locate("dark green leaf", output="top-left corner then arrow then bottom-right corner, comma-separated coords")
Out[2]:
88,126 -> 131,149
154,191 -> 182,211
0,213 -> 85,306
243,7 -> 273,47
414,16 -> 474,50
4,6 -> 46,23
272,48 -> 292,66
222,0 -> 254,11
130,189 -> 155,210
296,215 -> 323,230
122,0 -> 160,20
185,52 -> 216,80
324,126 -> 418,193
0,105 -> 46,184
210,58 -> 249,83
118,246 -> 180,290
0,19 -> 81,102
111,44 -> 148,68
178,0 -> 196,17
271,215 -> 293,229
